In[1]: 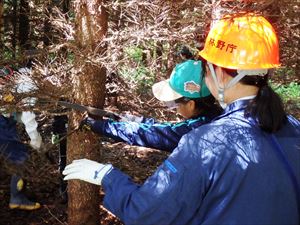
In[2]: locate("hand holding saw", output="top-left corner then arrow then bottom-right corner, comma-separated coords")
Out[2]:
55,100 -> 121,120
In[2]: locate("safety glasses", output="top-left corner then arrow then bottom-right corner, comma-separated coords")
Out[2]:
164,97 -> 191,109
164,100 -> 179,109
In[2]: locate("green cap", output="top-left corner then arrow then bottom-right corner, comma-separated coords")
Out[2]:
152,60 -> 210,102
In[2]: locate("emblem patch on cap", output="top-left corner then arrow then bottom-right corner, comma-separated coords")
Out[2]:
184,81 -> 200,94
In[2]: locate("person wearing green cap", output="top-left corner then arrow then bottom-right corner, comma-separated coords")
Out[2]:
64,15 -> 299,225
80,59 -> 222,152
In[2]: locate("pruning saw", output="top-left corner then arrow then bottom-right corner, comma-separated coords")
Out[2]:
56,100 -> 121,120
39,99 -> 120,119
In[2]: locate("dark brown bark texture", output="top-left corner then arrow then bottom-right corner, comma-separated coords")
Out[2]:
0,1 -> 3,51
19,0 -> 29,49
67,1 -> 108,225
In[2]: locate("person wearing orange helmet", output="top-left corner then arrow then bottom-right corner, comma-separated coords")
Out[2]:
62,14 -> 299,224
196,14 -> 299,223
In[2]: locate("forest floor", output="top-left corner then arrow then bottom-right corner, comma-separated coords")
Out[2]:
0,75 -> 299,225
0,142 -> 168,225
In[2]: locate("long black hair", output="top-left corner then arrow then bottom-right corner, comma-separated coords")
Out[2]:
223,68 -> 287,133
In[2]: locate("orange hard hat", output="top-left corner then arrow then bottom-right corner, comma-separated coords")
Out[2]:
199,14 -> 280,70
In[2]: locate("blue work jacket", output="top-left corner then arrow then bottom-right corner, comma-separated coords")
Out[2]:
0,115 -> 28,164
90,114 -> 218,152
102,99 -> 300,225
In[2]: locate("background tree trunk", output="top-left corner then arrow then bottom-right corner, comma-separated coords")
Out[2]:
11,0 -> 17,58
67,1 -> 108,225
0,0 -> 3,53
62,0 -> 70,14
19,0 -> 29,50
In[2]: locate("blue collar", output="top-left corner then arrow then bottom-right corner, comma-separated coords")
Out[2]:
215,99 -> 257,126
215,99 -> 252,121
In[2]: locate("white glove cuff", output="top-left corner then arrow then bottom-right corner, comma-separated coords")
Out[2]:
95,164 -> 113,185
30,133 -> 42,150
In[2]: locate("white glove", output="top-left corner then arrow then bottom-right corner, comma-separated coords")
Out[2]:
30,133 -> 42,150
63,158 -> 113,185
18,111 -> 43,150
120,113 -> 143,123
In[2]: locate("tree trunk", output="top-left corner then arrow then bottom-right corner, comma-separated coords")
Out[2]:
0,0 -> 3,53
67,1 -> 108,225
62,0 -> 70,14
11,0 -> 17,58
19,0 -> 30,50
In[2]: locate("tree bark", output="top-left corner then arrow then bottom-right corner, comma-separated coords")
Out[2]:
19,0 -> 30,49
67,1 -> 108,225
11,0 -> 17,58
0,0 -> 3,53
62,0 -> 70,14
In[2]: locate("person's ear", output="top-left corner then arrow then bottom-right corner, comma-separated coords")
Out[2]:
188,100 -> 196,111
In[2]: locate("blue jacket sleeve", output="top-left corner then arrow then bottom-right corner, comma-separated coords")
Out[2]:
101,105 -> 300,225
101,116 -> 300,225
101,134 -> 207,225
90,117 -> 209,152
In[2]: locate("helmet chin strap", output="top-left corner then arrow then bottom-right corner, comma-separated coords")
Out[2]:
207,63 -> 226,108
208,63 -> 269,108
207,63 -> 249,109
